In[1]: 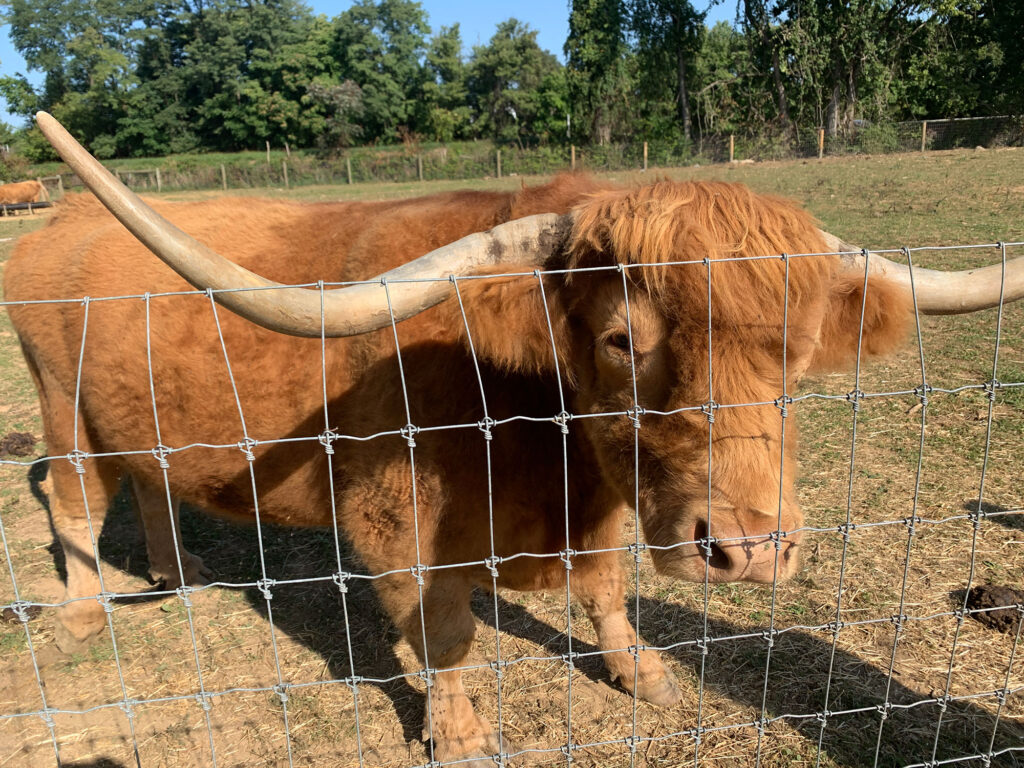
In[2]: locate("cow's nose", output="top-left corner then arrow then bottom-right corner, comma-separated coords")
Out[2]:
693,515 -> 799,583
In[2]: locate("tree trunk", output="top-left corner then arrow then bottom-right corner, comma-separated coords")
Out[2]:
825,62 -> 842,136
677,50 -> 691,142
842,64 -> 857,131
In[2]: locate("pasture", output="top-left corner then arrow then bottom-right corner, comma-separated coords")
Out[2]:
1,147 -> 1022,768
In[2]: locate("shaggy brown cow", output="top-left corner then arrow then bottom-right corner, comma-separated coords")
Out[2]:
6,114 -> 1022,765
0,179 -> 49,204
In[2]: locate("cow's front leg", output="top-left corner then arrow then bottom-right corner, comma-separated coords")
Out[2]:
130,476 -> 211,590
376,571 -> 514,766
572,551 -> 681,707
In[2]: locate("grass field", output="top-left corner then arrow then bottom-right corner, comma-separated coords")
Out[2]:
1,147 -> 1022,768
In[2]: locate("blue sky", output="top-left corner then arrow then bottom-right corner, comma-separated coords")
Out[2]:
0,0 -> 735,127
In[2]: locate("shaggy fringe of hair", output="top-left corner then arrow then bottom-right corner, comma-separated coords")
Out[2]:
566,180 -> 836,328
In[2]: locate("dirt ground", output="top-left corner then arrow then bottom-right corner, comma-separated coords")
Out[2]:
0,155 -> 1022,768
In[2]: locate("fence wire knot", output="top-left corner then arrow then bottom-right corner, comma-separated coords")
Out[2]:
876,701 -> 893,722
478,417 -> 496,441
175,585 -> 195,607
914,384 -> 931,406
983,378 -> 1002,401
695,636 -> 711,656
561,651 -> 578,670
195,692 -> 213,712
560,548 -> 576,570
701,400 -> 719,423
273,683 -> 290,704
769,529 -> 784,550
488,659 -> 507,679
815,709 -> 831,725
761,628 -> 777,648
845,389 -> 865,412
559,742 -> 576,761
332,571 -> 351,594
626,406 -> 645,430
627,541 -> 646,563
838,522 -> 856,541
318,429 -> 338,455
98,592 -> 116,614
151,443 -> 172,469
118,699 -> 138,719
410,563 -> 427,585
484,555 -> 502,579
256,578 -> 276,601
774,395 -> 793,418
624,735 -> 639,754
699,535 -> 717,560
9,600 -> 34,624
38,707 -> 57,729
67,449 -> 89,475
237,437 -> 258,462
936,693 -> 951,712
400,423 -> 419,447
418,668 -> 435,688
553,411 -> 572,434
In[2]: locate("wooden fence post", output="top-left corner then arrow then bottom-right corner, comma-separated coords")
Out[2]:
155,168 -> 162,193
729,134 -> 735,163
346,157 -> 353,185
283,160 -> 289,189
643,141 -> 648,171
818,128 -> 825,159
220,164 -> 227,190
418,155 -> 424,181
921,121 -> 927,152
496,149 -> 502,179
266,140 -> 271,165
57,175 -> 64,197
571,145 -> 576,171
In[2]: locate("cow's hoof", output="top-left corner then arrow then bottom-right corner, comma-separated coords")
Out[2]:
53,605 -> 106,655
150,553 -> 213,591
634,672 -> 682,708
429,729 -> 527,766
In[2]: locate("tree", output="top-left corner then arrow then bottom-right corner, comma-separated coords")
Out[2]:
467,19 -> 560,147
629,0 -> 704,141
565,0 -> 630,144
421,24 -> 470,142
331,0 -> 430,142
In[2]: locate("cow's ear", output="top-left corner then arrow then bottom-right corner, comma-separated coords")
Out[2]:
808,272 -> 914,373
448,266 -> 572,380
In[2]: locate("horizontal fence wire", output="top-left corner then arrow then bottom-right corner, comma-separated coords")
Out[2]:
0,240 -> 1022,767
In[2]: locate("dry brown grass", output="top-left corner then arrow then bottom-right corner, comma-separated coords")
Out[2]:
1,149 -> 1022,768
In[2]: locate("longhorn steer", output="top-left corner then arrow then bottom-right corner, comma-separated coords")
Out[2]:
5,114 -> 1023,765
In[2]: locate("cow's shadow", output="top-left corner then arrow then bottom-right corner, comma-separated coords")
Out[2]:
70,491 -> 1023,768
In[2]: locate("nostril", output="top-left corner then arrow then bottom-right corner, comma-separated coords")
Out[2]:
694,517 -> 730,572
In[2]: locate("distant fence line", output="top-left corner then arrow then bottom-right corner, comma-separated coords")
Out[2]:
39,115 -> 1023,197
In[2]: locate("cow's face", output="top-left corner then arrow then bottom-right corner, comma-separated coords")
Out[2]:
567,273 -> 813,583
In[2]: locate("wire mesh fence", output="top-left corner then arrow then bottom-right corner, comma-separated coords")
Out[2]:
0,238 -> 1022,768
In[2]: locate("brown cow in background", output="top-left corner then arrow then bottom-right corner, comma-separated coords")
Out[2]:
5,113 -> 1023,766
0,179 -> 49,204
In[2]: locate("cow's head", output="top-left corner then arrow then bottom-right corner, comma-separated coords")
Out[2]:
452,182 -> 913,582
36,112 -> 1023,585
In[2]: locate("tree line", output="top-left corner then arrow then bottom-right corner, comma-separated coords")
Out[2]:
0,0 -> 1020,161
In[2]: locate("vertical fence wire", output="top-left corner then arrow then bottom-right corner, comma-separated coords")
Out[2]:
143,293 -> 219,766
205,289 -> 295,767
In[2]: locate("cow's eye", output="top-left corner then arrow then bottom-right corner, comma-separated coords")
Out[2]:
607,332 -> 632,351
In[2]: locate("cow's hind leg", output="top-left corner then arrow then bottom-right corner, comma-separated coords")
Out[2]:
377,571 -> 508,766
573,551 -> 681,707
129,476 -> 211,590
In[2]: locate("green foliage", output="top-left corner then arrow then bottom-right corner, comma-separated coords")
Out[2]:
0,0 -> 1020,160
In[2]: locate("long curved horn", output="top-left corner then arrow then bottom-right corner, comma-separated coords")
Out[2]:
819,230 -> 1024,315
35,112 -> 570,337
